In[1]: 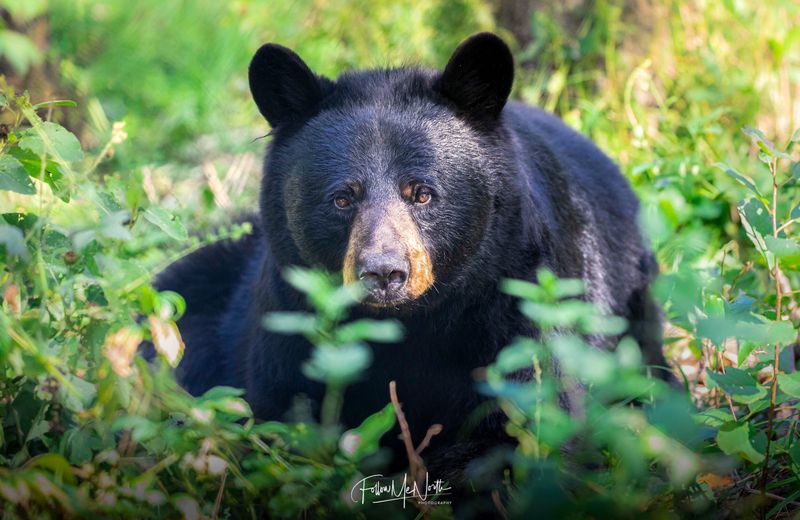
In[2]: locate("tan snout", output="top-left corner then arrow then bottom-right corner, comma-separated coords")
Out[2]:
343,203 -> 434,303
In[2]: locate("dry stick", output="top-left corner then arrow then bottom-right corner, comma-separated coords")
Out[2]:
415,424 -> 443,456
211,469 -> 228,520
389,381 -> 434,515
744,488 -> 800,508
491,490 -> 510,520
715,349 -> 738,421
759,157 -> 785,500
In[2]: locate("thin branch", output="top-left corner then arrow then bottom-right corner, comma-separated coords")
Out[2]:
492,490 -> 510,520
389,381 -> 431,515
415,424 -> 443,456
759,157 -> 786,498
212,469 -> 228,520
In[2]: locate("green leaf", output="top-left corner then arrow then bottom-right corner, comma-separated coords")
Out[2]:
777,372 -> 800,399
98,210 -> 133,241
18,122 -> 83,163
262,312 -> 318,336
706,367 -> 767,404
735,319 -> 795,346
59,375 -> 97,413
737,342 -> 757,367
143,206 -> 188,241
335,319 -> 403,344
199,386 -> 245,401
22,453 -> 76,485
790,442 -> 800,467
494,337 -> 541,374
0,155 -> 35,194
716,420 -> 765,463
112,416 -> 159,442
786,162 -> 800,188
694,408 -> 734,428
30,99 -> 77,110
738,198 -> 774,268
742,126 -> 788,158
302,343 -> 371,385
206,397 -> 252,418
339,403 -> 396,461
0,30 -> 42,75
765,236 -> 800,267
716,162 -> 764,200
7,146 -> 69,201
0,224 -> 29,260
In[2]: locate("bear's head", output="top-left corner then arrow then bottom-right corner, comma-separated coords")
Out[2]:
249,33 -> 519,311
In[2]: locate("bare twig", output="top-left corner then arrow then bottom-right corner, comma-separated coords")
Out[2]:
389,381 -> 433,516
415,424 -> 443,456
389,381 -> 426,485
743,488 -> 800,508
212,469 -> 227,520
491,490 -> 509,520
715,349 -> 738,421
759,157 -> 786,500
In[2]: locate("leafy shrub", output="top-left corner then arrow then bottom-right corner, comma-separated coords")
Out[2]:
484,270 -> 702,517
0,90 -> 400,518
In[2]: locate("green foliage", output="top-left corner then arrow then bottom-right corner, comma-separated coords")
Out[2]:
488,270 -> 702,517
0,91 -> 400,518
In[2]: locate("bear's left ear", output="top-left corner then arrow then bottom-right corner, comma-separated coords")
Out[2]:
248,43 -> 330,129
438,33 -> 514,121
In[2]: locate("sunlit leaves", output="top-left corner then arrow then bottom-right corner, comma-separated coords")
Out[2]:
716,421 -> 765,464
17,122 -> 83,163
738,198 -> 773,267
0,155 -> 35,194
143,206 -> 188,241
716,162 -> 766,203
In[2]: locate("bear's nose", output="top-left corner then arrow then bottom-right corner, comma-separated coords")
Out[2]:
357,254 -> 408,293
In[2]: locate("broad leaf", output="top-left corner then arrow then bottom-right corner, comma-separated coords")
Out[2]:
777,372 -> 800,399
0,155 -> 35,194
716,162 -> 764,201
716,420 -> 765,463
706,368 -> 767,404
144,206 -> 188,241
18,122 -> 83,162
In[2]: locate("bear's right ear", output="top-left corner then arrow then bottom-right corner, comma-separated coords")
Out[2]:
248,44 -> 327,129
439,33 -> 514,121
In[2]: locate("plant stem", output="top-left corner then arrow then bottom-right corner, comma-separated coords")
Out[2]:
320,384 -> 343,427
759,157 -> 784,498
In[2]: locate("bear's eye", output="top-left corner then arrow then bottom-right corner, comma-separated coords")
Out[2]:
414,186 -> 433,205
334,195 -> 351,210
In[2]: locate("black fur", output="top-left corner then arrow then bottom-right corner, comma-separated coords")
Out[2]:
155,33 -> 667,485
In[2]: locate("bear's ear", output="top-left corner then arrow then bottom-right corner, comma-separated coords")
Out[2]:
248,43 -> 328,128
439,33 -> 514,121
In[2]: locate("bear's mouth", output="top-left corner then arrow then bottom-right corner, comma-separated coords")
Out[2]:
361,289 -> 414,309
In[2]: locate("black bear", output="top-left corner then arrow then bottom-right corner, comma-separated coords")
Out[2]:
155,32 -> 667,483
